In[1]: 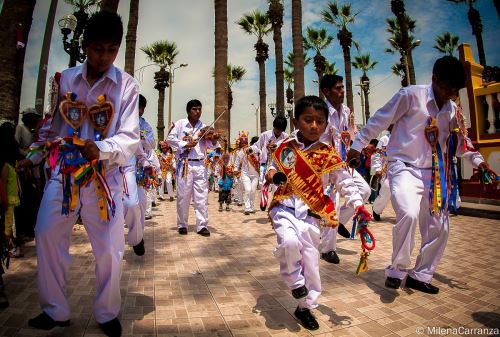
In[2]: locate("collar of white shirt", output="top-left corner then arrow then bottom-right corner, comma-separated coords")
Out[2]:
78,61 -> 118,85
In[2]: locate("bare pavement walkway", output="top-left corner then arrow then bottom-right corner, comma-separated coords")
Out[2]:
1,192 -> 499,337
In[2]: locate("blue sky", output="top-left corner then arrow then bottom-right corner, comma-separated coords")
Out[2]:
12,0 -> 500,140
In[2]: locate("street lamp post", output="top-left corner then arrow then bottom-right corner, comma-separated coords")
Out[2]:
167,63 -> 188,127
285,103 -> 294,132
268,103 -> 276,117
58,7 -> 88,67
251,103 -> 259,136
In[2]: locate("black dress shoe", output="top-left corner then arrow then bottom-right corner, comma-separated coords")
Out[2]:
291,285 -> 308,299
169,197 -> 174,202
373,210 -> 381,221
405,276 -> 439,294
133,239 -> 145,256
98,317 -> 122,337
178,227 -> 188,235
321,250 -> 340,264
294,307 -> 319,330
337,223 -> 351,238
28,312 -> 70,330
385,277 -> 401,289
197,227 -> 210,237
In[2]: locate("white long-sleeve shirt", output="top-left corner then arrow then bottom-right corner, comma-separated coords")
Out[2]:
166,118 -> 217,160
255,129 -> 288,164
320,102 -> 356,154
234,146 -> 260,176
128,116 -> 156,167
29,62 -> 140,173
351,84 -> 484,169
270,132 -> 363,221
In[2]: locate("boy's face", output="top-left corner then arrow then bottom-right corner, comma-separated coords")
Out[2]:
322,81 -> 344,106
432,74 -> 459,103
187,106 -> 202,121
293,106 -> 327,143
273,127 -> 283,138
85,41 -> 120,73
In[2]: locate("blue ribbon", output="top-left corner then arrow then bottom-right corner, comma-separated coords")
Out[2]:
447,132 -> 459,212
436,143 -> 447,212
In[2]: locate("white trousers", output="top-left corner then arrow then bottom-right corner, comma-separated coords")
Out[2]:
373,176 -> 391,215
176,161 -> 209,232
232,177 -> 243,203
122,166 -> 146,246
35,173 -> 124,323
241,173 -> 258,212
145,188 -> 156,217
159,171 -> 175,199
386,160 -> 449,283
319,169 -> 370,253
270,206 -> 321,310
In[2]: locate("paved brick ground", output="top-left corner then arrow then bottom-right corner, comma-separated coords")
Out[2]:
1,192 -> 499,336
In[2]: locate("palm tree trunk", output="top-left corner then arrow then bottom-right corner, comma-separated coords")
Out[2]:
99,0 -> 120,12
364,89 -> 370,124
270,0 -> 285,117
157,87 -> 166,140
35,0 -> 58,115
124,0 -> 139,75
214,0 -> 229,137
468,4 -> 486,66
291,0 -> 304,102
391,0 -> 412,84
258,61 -> 267,133
317,71 -> 324,99
0,0 -> 36,122
342,43 -> 354,112
407,50 -> 416,85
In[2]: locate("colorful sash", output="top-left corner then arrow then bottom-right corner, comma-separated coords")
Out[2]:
425,118 -> 447,215
246,148 -> 260,173
340,127 -> 350,161
270,139 -> 345,226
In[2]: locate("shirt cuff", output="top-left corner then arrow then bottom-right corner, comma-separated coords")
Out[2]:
95,140 -> 112,161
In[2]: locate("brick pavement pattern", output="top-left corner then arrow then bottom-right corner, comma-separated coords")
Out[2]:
1,192 -> 499,336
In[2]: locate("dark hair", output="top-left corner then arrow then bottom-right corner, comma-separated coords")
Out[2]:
432,56 -> 466,89
369,139 -> 379,146
250,136 -> 259,145
294,96 -> 329,120
139,94 -> 147,108
186,99 -> 202,112
320,74 -> 344,90
82,11 -> 123,48
272,116 -> 288,132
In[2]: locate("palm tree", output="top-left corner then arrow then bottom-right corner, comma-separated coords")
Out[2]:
352,53 -> 377,123
292,0 -> 305,103
141,41 -> 179,140
385,16 -> 420,86
322,1 -> 358,112
303,26 -> 334,99
227,65 -> 246,137
0,0 -> 36,122
237,10 -> 272,132
284,51 -> 311,105
268,0 -> 285,117
390,0 -> 413,83
448,0 -> 486,66
324,60 -> 339,75
35,0 -> 59,114
214,0 -> 229,137
433,32 -> 460,56
391,63 -> 407,87
99,0 -> 119,12
124,0 -> 139,75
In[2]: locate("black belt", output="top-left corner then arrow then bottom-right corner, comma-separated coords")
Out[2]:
286,206 -> 321,220
188,158 -> 202,162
